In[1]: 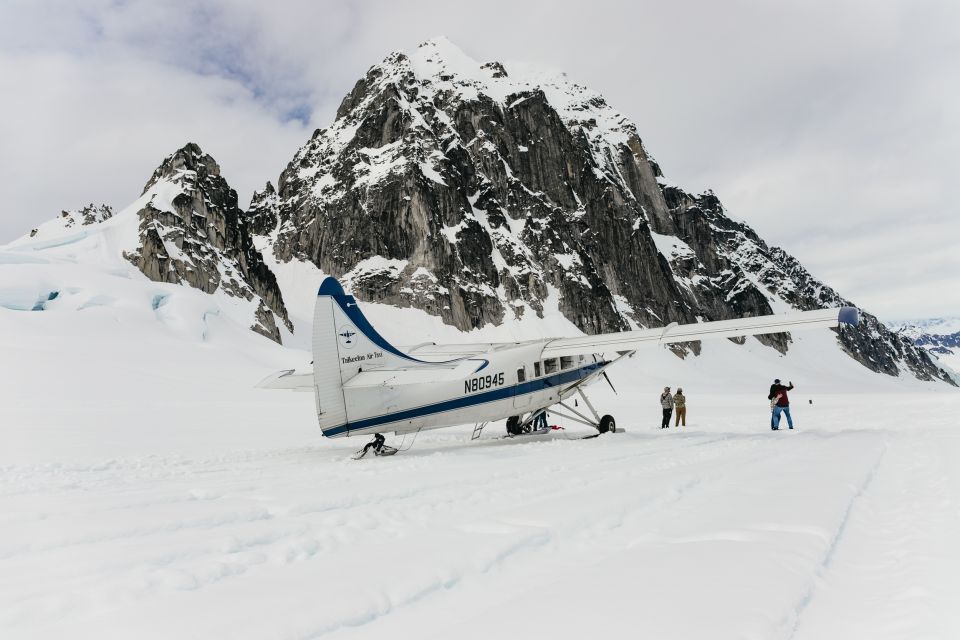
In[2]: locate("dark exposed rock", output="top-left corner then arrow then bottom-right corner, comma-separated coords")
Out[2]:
247,182 -> 279,236
263,40 -> 696,336
663,188 -> 953,384
124,143 -> 292,343
249,38 -> 951,384
480,61 -> 508,78
912,330 -> 960,354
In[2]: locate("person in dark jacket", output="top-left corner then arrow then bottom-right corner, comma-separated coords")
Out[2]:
660,386 -> 674,429
768,378 -> 794,430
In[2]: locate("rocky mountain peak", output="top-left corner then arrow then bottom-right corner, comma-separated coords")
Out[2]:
255,39 -> 953,384
265,39 -> 683,334
125,143 -> 292,343
247,181 -> 279,236
141,142 -> 222,196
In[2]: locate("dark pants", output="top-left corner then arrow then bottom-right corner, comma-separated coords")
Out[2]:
534,412 -> 547,430
661,408 -> 672,428
362,433 -> 385,455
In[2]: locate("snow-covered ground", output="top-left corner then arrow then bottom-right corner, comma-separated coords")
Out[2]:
2,239 -> 959,638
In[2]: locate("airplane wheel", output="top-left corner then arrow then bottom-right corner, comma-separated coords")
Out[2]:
506,415 -> 521,435
598,414 -> 615,434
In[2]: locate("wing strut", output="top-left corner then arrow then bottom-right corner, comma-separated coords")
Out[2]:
601,371 -> 617,394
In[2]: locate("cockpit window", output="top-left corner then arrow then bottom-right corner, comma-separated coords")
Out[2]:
560,356 -> 574,370
544,358 -> 559,375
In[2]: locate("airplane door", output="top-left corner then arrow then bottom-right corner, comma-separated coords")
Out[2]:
513,365 -> 532,408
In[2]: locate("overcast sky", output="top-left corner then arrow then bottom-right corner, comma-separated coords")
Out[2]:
1,0 -> 957,321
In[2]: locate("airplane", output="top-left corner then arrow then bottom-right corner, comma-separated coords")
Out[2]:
257,276 -> 860,456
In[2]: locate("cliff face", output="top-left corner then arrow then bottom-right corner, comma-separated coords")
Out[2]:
662,189 -> 952,383
125,143 -> 292,343
251,39 -> 732,337
245,38 -> 951,383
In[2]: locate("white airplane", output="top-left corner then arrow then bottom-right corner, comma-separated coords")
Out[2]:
258,277 -> 860,456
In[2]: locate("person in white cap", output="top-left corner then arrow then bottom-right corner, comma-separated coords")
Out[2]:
660,386 -> 674,429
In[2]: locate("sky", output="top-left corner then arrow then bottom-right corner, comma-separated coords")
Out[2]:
1,0 -> 957,322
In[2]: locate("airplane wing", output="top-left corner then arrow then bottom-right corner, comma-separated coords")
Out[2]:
402,340 -> 543,359
540,307 -> 860,358
402,343 -> 496,359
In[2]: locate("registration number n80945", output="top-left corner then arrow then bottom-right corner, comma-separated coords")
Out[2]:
465,372 -> 505,394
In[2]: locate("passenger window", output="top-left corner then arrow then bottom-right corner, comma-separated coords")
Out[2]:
560,356 -> 574,370
544,358 -> 559,375
534,361 -> 542,377
517,367 -> 526,383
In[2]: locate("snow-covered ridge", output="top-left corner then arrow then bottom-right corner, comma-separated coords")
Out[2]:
23,203 -> 114,241
279,37 -> 652,209
889,317 -> 960,337
3,143 -> 292,344
394,37 -> 649,192
5,149 -> 210,261
407,37 -> 638,143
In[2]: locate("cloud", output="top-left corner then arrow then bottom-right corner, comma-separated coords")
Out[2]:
1,0 -> 958,320
0,48 -> 309,237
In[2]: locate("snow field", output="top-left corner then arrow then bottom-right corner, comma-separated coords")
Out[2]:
2,226 -> 959,638
3,397 -> 958,639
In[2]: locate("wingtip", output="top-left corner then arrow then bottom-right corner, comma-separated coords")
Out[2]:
838,306 -> 860,326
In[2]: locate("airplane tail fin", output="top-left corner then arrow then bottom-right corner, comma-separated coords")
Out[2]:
311,277 -> 422,434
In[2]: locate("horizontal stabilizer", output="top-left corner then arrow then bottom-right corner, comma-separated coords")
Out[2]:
255,369 -> 314,391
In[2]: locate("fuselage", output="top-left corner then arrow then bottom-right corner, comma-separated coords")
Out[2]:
325,341 -> 610,438
257,277 -> 858,442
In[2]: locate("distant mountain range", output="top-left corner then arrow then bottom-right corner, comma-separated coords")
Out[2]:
4,38 -> 953,386
889,318 -> 960,376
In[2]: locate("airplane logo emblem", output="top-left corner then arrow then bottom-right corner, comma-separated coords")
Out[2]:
338,325 -> 358,349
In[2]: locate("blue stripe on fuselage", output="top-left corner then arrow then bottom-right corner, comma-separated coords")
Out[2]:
322,361 -> 606,437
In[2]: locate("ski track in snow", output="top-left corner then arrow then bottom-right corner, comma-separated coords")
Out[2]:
789,430 -> 960,640
5,413 -> 958,639
783,440 -> 887,639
